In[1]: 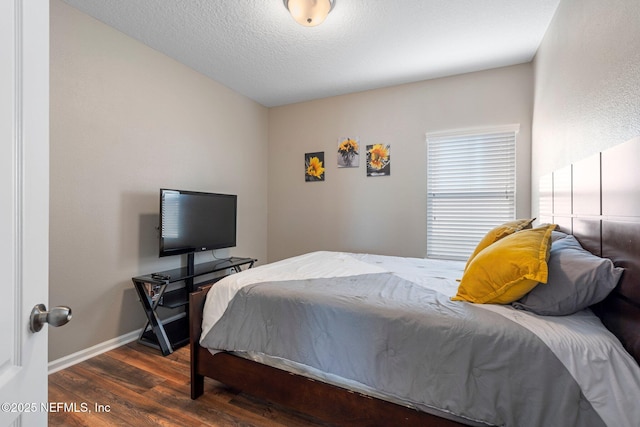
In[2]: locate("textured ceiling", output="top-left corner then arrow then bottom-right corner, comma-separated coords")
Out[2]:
61,0 -> 560,107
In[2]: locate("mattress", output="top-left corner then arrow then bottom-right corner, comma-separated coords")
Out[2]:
200,251 -> 640,426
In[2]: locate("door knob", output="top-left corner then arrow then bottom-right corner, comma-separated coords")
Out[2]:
29,304 -> 72,333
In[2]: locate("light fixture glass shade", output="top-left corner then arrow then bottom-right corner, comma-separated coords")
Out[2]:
284,0 -> 335,27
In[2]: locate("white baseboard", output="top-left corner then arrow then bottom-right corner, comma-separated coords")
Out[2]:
48,329 -> 139,374
48,313 -> 185,374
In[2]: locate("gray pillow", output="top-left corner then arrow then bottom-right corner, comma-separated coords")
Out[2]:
512,235 -> 623,316
551,230 -> 569,242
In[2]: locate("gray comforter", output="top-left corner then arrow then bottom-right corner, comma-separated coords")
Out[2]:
203,272 -> 605,426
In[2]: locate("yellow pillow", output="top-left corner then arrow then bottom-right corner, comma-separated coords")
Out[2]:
452,224 -> 556,304
464,218 -> 535,271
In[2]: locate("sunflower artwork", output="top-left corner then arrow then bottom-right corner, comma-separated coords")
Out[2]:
337,137 -> 360,168
366,144 -> 390,176
305,152 -> 325,182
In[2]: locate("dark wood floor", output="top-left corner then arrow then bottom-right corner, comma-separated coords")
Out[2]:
48,342 -> 332,427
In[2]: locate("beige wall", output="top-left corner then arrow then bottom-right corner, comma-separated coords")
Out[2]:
268,64 -> 533,262
532,0 -> 640,215
49,0 -> 268,361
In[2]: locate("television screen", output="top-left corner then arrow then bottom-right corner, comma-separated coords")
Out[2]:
159,189 -> 237,257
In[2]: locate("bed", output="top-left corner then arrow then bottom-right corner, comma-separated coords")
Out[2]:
189,136 -> 640,426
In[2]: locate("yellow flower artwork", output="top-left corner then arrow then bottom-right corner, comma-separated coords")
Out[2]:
305,152 -> 325,182
337,137 -> 360,168
366,144 -> 391,176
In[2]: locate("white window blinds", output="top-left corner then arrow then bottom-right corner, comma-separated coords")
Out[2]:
161,190 -> 181,239
426,125 -> 518,260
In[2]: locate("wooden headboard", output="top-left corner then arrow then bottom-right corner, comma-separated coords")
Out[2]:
539,136 -> 640,365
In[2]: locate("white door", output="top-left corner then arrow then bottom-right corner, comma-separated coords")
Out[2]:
0,1 -> 50,426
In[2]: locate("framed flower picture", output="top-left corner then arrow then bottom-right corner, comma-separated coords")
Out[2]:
337,137 -> 360,168
366,144 -> 390,176
305,152 -> 325,182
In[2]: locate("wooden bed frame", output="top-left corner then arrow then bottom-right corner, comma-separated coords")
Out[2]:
189,137 -> 640,426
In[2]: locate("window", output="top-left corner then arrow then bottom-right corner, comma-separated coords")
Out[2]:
426,125 -> 518,260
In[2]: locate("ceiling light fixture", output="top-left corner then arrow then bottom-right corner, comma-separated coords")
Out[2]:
283,0 -> 336,27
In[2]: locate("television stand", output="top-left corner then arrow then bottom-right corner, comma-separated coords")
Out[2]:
132,256 -> 256,355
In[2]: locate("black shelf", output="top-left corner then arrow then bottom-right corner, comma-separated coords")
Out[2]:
138,257 -> 257,287
140,315 -> 190,350
159,288 -> 188,309
132,256 -> 256,355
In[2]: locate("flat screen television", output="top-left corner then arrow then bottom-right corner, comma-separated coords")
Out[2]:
159,189 -> 237,258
